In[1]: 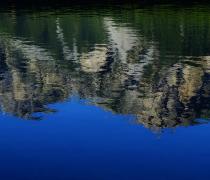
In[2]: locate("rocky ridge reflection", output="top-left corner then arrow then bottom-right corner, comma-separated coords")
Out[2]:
0,7 -> 210,129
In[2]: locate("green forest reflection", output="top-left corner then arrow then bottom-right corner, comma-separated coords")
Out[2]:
0,6 -> 210,129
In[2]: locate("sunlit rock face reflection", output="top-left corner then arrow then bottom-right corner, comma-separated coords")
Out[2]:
0,6 -> 210,129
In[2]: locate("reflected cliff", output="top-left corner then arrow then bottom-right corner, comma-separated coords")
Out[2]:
0,6 -> 210,129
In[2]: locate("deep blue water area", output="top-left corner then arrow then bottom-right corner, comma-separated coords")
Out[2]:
0,4 -> 210,179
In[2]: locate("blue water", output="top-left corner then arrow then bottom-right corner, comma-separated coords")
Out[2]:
0,4 -> 210,179
0,98 -> 209,180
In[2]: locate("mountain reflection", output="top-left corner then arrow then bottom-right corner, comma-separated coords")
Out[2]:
0,6 -> 210,129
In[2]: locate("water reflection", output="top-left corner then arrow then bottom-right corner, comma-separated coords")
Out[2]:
0,6 -> 210,129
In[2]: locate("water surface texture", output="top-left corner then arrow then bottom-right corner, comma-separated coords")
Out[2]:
0,5 -> 210,180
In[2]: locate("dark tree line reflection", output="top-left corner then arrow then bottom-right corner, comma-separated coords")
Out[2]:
0,6 -> 210,129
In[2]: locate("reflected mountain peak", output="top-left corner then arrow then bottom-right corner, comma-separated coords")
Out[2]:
0,6 -> 210,130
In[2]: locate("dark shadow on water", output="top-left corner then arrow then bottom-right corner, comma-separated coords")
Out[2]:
0,0 -> 209,11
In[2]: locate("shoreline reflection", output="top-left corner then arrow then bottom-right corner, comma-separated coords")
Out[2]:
0,6 -> 210,130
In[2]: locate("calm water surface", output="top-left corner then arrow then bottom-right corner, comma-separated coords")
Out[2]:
0,5 -> 210,179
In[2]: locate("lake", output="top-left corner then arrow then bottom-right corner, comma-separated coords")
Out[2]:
0,4 -> 210,180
